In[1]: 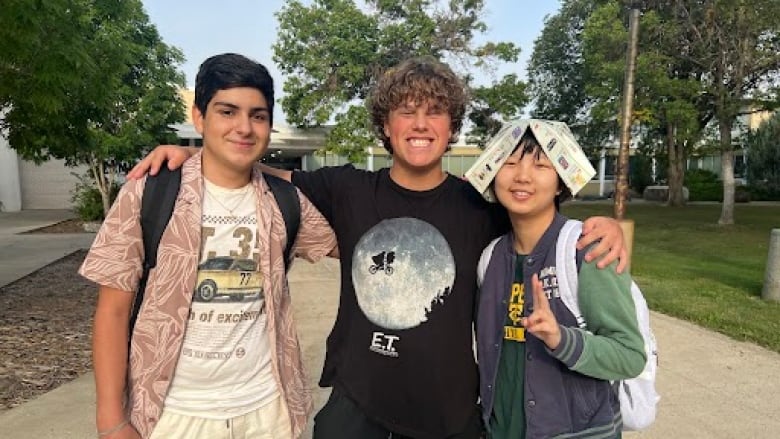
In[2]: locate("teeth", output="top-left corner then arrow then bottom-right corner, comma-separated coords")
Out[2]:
409,139 -> 430,147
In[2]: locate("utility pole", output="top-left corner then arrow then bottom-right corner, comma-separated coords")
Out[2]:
615,2 -> 641,266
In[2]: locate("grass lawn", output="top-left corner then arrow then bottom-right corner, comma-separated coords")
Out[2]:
562,202 -> 780,353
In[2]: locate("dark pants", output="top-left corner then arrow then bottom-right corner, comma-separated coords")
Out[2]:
313,387 -> 484,439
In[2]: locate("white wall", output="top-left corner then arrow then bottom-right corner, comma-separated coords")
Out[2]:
0,133 -> 22,212
18,158 -> 85,210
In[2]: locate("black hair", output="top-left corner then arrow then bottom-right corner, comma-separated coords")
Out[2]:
194,53 -> 274,126
506,131 -> 572,211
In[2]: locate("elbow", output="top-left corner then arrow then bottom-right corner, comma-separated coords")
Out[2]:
625,349 -> 647,378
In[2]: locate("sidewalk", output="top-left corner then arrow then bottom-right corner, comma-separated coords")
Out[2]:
1,210 -> 779,438
0,210 -> 95,288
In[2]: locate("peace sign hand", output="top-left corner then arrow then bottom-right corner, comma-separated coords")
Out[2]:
521,274 -> 562,350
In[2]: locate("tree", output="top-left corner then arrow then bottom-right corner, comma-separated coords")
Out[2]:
746,112 -> 780,191
273,0 -> 524,160
0,0 -> 185,216
670,0 -> 780,224
527,0 -> 612,149
529,0 -> 722,207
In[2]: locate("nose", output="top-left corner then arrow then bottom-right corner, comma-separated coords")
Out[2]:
412,110 -> 428,130
513,160 -> 532,183
234,114 -> 252,136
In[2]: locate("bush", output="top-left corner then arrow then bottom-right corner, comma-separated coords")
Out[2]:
686,169 -> 721,201
71,175 -> 120,222
747,182 -> 780,201
629,155 -> 654,195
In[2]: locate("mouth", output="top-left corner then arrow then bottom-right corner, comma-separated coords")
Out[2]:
230,140 -> 256,149
509,190 -> 533,201
407,138 -> 433,148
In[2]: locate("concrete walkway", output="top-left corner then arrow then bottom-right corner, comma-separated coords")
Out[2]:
1,210 -> 779,438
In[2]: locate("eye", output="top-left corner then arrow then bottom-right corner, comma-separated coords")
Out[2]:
252,112 -> 269,122
218,108 -> 235,117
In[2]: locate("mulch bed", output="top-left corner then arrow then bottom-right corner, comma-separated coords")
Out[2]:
21,218 -> 87,234
0,248 -> 96,412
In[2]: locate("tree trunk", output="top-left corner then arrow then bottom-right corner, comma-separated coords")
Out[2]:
666,122 -> 686,206
614,6 -> 641,220
88,156 -> 112,219
719,119 -> 735,225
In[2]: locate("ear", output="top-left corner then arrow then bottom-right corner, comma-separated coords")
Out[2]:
192,104 -> 204,134
383,122 -> 390,139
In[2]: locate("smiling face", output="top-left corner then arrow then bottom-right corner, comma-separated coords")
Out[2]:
193,86 -> 271,187
383,99 -> 452,175
494,142 -> 562,222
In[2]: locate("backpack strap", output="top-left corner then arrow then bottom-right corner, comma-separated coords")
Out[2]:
555,219 -> 588,329
477,237 -> 501,288
264,174 -> 300,272
131,164 -> 181,338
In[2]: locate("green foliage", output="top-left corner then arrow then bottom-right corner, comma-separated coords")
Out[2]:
273,0 -> 524,159
563,203 -> 780,353
1,0 -> 185,216
467,74 -> 528,146
746,182 -> 780,201
746,113 -> 780,188
629,154 -> 654,194
686,169 -> 722,201
70,174 -> 120,222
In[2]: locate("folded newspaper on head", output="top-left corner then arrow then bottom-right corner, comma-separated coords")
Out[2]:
465,119 -> 596,202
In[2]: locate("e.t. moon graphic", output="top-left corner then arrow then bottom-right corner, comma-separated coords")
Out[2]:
352,217 -> 455,330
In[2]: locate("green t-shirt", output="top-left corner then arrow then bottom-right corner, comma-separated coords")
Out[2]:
489,255 -> 527,439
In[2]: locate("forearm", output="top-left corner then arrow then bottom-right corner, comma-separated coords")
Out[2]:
92,290 -> 132,429
258,163 -> 292,182
569,260 -> 645,380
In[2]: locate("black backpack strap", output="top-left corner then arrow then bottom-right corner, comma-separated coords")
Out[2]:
130,165 -> 181,339
264,174 -> 300,272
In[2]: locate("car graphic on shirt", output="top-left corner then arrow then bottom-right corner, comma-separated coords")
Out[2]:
194,257 -> 261,302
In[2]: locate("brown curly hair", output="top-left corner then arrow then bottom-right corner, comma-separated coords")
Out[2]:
367,56 -> 468,154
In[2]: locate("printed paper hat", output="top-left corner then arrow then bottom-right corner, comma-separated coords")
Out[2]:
465,119 -> 596,202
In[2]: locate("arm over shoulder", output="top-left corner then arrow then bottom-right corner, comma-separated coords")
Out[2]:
293,190 -> 337,262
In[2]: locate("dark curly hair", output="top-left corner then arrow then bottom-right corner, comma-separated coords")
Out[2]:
367,56 -> 467,154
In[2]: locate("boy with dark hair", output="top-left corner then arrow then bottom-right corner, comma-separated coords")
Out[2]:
129,56 -> 626,439
81,53 -> 336,439
475,126 -> 645,438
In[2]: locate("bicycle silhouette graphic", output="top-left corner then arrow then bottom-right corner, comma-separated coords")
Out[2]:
369,251 -> 395,275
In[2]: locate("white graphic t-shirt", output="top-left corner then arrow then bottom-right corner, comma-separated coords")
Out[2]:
164,179 -> 277,418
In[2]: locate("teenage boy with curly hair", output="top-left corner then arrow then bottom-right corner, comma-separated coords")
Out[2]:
129,56 -> 625,439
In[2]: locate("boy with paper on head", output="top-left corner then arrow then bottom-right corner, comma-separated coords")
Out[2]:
471,120 -> 648,439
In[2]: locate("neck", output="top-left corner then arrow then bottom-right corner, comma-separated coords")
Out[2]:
201,156 -> 252,189
389,164 -> 446,191
509,208 -> 556,255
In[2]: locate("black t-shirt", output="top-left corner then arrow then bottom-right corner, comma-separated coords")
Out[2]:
293,165 -> 508,438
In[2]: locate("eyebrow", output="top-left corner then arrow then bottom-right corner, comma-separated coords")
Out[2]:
212,101 -> 270,113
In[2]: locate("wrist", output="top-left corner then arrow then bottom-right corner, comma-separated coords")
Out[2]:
545,331 -> 562,350
96,403 -> 127,431
97,418 -> 129,437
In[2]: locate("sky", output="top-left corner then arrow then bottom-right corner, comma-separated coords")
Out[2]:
141,0 -> 562,125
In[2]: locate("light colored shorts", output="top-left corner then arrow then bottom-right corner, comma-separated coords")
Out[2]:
149,395 -> 292,439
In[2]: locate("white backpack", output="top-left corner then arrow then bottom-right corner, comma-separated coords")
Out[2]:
477,221 -> 660,431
